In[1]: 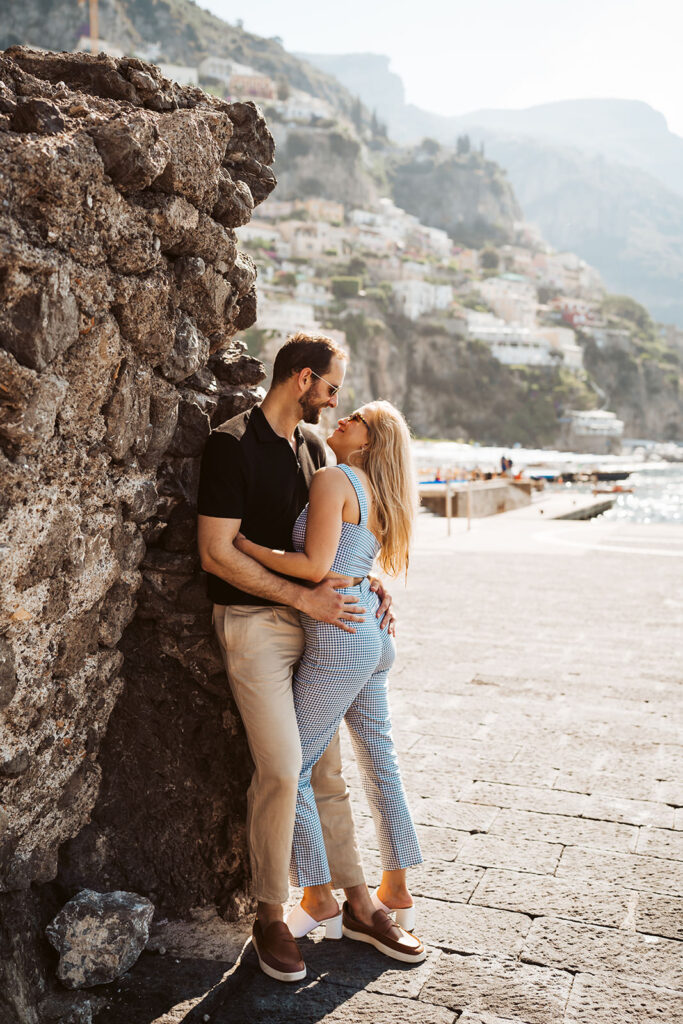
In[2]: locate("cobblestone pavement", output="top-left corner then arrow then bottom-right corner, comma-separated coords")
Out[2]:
97,512 -> 683,1023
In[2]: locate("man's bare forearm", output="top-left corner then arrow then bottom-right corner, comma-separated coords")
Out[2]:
203,543 -> 306,609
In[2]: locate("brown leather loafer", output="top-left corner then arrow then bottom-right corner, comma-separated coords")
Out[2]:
251,919 -> 307,982
341,901 -> 426,963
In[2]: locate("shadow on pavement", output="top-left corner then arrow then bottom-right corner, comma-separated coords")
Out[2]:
93,934 -> 415,1023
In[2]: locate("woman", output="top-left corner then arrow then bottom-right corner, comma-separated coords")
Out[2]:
235,400 -> 424,961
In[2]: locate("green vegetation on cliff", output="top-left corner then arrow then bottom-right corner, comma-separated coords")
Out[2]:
389,144 -> 520,247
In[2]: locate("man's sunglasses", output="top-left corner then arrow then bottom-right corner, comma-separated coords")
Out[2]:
310,369 -> 342,397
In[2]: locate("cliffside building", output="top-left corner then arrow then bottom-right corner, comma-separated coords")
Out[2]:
478,274 -> 538,328
157,63 -> 198,86
561,410 -> 624,454
392,279 -> 453,320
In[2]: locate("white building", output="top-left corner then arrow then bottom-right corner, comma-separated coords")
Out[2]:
198,56 -> 234,84
392,280 -> 453,320
295,280 -> 333,307
279,91 -> 334,121
535,326 -> 584,370
158,64 -> 198,86
409,224 -> 452,260
478,275 -> 538,328
278,221 -> 344,259
467,313 -> 552,366
255,299 -> 321,336
562,410 -> 624,454
237,223 -> 282,246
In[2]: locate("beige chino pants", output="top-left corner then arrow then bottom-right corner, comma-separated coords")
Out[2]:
213,603 -> 365,904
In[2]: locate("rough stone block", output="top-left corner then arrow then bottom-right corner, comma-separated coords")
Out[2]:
461,781 -> 589,816
112,269 -> 175,363
406,859 -> 485,903
408,798 -> 499,832
471,868 -> 632,928
556,846 -> 683,896
565,972 -> 683,1023
46,889 -> 154,988
103,361 -> 152,461
458,1014 -> 533,1024
414,896 -> 531,956
0,638 -> 17,708
583,794 -> 675,829
636,892 -> 683,940
212,167 -> 254,227
420,951 -> 573,1023
156,109 -> 229,209
159,315 -> 210,384
457,834 -> 563,874
637,827 -> 683,860
554,769 -> 658,802
89,113 -> 170,193
0,266 -> 79,370
489,808 -> 637,852
522,916 -> 683,989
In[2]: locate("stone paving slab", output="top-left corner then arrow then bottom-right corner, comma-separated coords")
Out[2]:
456,834 -> 564,874
460,781 -> 591,817
94,516 -> 683,1023
420,952 -> 573,1024
522,916 -> 683,991
361,846 -> 485,903
488,808 -> 638,852
413,897 -> 531,956
637,826 -> 683,860
458,1013 -> 534,1024
655,779 -> 683,805
407,797 -> 501,832
556,845 -> 683,896
635,891 -> 683,940
553,769 -> 663,802
582,793 -> 676,829
564,972 -> 683,1023
470,868 -> 633,928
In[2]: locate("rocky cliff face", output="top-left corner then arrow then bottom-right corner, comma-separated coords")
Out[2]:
0,47 -> 274,1023
389,147 -> 520,246
270,121 -> 379,208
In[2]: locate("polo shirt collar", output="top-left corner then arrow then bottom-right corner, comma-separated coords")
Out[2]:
251,404 -> 307,448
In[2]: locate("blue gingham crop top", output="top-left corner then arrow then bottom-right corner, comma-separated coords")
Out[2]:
292,464 -> 380,577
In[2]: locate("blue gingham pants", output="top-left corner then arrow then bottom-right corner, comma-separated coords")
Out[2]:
290,579 -> 423,888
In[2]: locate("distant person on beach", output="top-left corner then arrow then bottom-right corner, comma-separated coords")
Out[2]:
236,396 -> 425,969
197,334 -> 422,983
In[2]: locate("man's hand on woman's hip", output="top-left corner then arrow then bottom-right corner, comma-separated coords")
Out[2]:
297,578 -> 366,633
369,577 -> 396,637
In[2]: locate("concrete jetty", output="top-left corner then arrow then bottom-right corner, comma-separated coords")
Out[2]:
420,480 -> 616,521
94,511 -> 683,1023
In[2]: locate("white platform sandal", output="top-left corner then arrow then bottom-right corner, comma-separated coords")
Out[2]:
285,902 -> 343,940
370,888 -> 416,932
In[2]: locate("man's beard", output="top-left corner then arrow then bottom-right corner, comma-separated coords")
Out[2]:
299,393 -> 324,424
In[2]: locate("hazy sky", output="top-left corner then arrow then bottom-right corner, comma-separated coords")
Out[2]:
201,0 -> 683,136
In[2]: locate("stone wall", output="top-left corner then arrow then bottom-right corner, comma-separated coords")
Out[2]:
0,47 -> 274,1022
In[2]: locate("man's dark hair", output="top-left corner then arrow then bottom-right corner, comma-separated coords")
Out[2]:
271,333 -> 347,386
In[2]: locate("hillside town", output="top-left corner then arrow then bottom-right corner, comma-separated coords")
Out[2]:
68,35 -> 677,452
236,192 -> 630,451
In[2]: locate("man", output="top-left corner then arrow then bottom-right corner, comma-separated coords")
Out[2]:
197,333 -> 395,982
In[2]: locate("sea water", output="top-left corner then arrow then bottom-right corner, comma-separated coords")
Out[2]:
411,441 -> 683,525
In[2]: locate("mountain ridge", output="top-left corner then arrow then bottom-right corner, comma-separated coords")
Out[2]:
300,52 -> 683,325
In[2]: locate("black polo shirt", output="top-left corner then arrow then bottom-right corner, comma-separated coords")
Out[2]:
197,404 -> 327,605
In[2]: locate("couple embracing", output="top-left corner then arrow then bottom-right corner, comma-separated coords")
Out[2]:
197,333 -> 425,982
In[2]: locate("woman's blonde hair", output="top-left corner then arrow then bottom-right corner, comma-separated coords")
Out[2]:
350,400 -> 418,576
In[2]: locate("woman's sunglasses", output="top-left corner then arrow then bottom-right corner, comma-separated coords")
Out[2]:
348,411 -> 370,430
